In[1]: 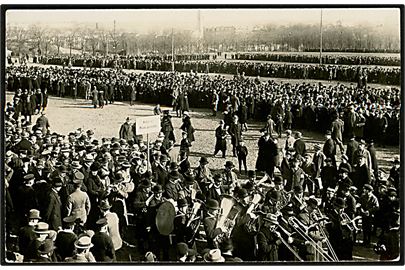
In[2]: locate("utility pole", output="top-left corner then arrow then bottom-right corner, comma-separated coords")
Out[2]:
171,28 -> 174,72
319,9 -> 323,65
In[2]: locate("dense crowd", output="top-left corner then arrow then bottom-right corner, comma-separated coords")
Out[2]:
232,53 -> 401,66
40,53 -> 213,69
4,82 -> 401,262
35,55 -> 401,85
6,65 -> 401,146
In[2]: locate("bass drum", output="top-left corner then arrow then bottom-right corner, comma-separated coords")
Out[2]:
155,201 -> 176,236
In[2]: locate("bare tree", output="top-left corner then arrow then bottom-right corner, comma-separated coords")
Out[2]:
7,25 -> 28,56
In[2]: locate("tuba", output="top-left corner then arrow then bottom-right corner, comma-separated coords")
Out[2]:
215,195 -> 243,243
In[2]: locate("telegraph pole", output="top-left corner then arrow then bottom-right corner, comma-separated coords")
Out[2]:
319,9 -> 323,65
171,28 -> 174,72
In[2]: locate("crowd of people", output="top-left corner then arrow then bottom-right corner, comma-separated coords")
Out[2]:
40,53 -> 213,69
36,55 -> 401,85
4,64 -> 401,262
4,51 -> 402,263
6,64 -> 401,146
231,53 -> 401,66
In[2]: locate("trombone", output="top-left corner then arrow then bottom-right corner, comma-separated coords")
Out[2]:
310,211 -> 339,261
341,212 -> 362,232
286,216 -> 337,262
275,224 -> 304,262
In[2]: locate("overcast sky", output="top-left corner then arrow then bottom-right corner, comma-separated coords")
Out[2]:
6,8 -> 401,34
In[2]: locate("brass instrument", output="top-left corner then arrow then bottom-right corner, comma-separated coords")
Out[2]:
287,216 -> 337,262
274,224 -> 304,262
214,195 -> 243,244
245,193 -> 263,233
341,213 -> 361,232
309,209 -> 338,261
186,199 -> 204,245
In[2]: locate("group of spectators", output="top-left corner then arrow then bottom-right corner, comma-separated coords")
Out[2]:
232,53 -> 400,66
3,86 -> 401,263
6,64 -> 401,146
35,55 -> 401,85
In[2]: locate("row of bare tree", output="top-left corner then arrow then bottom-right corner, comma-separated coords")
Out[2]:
6,23 -> 400,57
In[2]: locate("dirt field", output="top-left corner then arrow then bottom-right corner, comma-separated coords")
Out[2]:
6,92 -> 399,175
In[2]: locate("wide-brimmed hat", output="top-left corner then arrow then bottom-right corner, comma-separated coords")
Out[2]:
99,200 -> 112,210
333,197 -> 347,209
206,199 -> 220,210
27,209 -> 41,220
96,217 -> 108,227
63,215 -> 78,225
34,222 -> 50,234
263,213 -> 279,225
84,154 -> 94,162
71,161 -> 82,169
74,236 -> 94,249
23,174 -> 35,182
203,249 -> 225,262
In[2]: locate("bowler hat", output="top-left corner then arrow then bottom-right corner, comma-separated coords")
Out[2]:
325,130 -> 332,136
237,188 -> 249,199
225,161 -> 235,168
169,161 -> 179,170
206,199 -> 220,210
333,197 -> 347,209
176,242 -> 190,257
199,156 -> 209,164
152,184 -> 163,193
